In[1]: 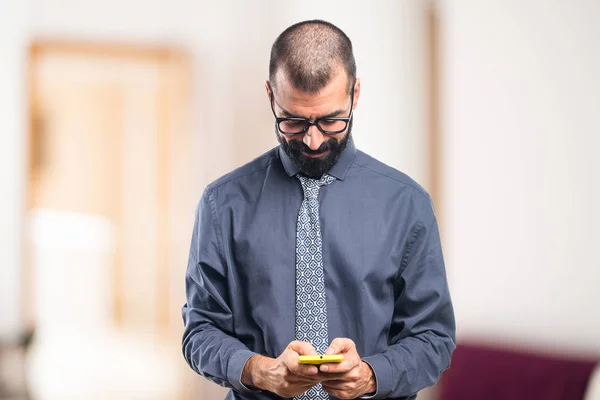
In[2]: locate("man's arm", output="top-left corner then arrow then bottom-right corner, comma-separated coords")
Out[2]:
181,189 -> 258,394
361,201 -> 456,399
182,189 -> 325,397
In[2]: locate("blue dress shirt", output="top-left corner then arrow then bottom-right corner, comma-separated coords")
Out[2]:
182,139 -> 456,399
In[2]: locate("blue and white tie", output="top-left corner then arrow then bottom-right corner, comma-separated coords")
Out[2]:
295,174 -> 335,400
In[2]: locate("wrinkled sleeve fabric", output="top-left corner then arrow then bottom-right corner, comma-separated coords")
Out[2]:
181,188 -> 258,394
362,197 -> 456,399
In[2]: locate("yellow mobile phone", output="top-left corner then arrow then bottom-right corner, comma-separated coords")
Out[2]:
298,355 -> 344,365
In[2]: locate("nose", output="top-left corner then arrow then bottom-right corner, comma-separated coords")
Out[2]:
302,125 -> 326,151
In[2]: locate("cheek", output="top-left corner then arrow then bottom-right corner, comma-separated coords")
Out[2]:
330,133 -> 346,144
282,133 -> 303,144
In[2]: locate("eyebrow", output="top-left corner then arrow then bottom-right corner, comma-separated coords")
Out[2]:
276,101 -> 347,120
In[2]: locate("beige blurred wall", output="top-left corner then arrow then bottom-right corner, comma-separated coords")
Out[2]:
0,0 -> 431,333
440,0 -> 600,353
0,0 -> 28,341
3,0 -> 599,395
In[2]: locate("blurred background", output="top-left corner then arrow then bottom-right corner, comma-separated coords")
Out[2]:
1,0 -> 599,399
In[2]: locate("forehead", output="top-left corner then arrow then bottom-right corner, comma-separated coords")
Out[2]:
273,68 -> 350,113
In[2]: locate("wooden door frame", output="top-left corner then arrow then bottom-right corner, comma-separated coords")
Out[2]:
24,40 -> 193,339
426,2 -> 442,222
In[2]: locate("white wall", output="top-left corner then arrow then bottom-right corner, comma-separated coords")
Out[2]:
441,0 -> 600,353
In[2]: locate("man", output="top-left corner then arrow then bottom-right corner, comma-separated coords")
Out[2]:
182,20 -> 455,400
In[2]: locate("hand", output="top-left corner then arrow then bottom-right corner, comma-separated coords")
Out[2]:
318,338 -> 377,399
242,340 -> 322,398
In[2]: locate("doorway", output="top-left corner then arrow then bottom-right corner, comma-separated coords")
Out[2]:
25,41 -> 194,400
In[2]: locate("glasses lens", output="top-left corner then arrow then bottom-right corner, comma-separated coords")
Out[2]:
317,119 -> 348,134
279,120 -> 308,134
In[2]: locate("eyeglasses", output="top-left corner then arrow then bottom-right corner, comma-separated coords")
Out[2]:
269,83 -> 354,135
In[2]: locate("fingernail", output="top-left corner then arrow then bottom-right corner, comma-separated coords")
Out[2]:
321,365 -> 329,372
325,348 -> 332,355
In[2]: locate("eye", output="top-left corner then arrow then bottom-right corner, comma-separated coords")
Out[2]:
285,120 -> 305,126
320,119 -> 339,126
318,119 -> 347,132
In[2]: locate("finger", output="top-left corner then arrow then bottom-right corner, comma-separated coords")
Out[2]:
319,352 -> 361,374
325,337 -> 355,355
322,384 -> 356,399
287,340 -> 318,356
316,371 -> 352,381
319,360 -> 355,374
281,350 -> 320,377
321,379 -> 351,389
293,363 -> 320,377
288,373 -> 321,385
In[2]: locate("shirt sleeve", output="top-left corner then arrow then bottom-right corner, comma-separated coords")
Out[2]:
181,188 -> 259,394
361,198 -> 456,399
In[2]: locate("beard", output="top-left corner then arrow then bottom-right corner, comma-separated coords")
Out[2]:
277,120 -> 353,179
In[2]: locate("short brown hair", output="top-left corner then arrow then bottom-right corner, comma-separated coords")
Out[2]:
269,20 -> 356,94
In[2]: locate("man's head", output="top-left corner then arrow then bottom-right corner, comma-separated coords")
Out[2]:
267,20 -> 361,179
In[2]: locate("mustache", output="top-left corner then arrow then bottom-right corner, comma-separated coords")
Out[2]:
287,139 -> 337,155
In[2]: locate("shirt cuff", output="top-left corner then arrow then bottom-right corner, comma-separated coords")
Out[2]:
361,354 -> 394,398
359,392 -> 377,398
227,349 -> 260,394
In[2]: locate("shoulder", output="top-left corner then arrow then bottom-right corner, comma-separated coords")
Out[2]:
352,149 -> 437,227
353,150 -> 430,201
205,147 -> 278,195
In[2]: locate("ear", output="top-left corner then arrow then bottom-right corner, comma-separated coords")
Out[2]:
352,78 -> 361,110
265,81 -> 273,103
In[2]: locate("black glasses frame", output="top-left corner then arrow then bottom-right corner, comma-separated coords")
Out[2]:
269,82 -> 355,136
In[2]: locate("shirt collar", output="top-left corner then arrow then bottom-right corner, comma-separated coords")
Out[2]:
278,137 -> 357,181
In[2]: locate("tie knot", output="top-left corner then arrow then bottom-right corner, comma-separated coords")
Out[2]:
298,174 -> 335,199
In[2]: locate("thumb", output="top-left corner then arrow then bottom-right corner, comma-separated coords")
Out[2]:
287,340 -> 318,356
325,338 -> 355,355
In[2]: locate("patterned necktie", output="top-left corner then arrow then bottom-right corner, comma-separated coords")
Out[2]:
295,174 -> 335,400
